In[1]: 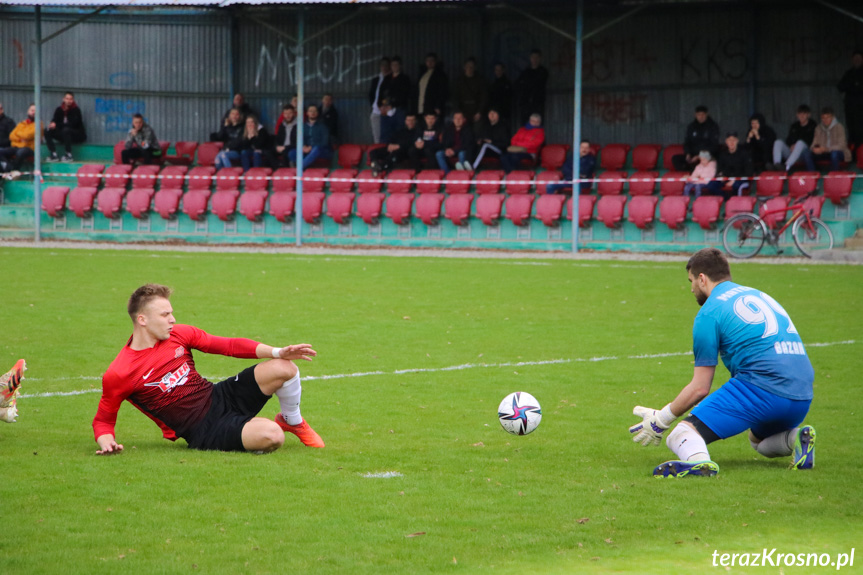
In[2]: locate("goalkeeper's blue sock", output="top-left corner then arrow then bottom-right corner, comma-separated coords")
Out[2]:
667,423 -> 710,462
275,371 -> 303,426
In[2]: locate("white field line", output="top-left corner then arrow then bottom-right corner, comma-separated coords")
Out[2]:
18,340 -> 856,400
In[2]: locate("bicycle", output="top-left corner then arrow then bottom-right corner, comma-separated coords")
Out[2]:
721,191 -> 834,258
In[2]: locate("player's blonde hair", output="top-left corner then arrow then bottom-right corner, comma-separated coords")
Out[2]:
127,284 -> 173,320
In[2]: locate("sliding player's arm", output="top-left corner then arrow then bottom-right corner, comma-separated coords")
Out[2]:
93,371 -> 127,456
181,325 -> 316,362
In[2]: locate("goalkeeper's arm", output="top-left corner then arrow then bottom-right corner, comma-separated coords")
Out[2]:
670,366 -> 716,416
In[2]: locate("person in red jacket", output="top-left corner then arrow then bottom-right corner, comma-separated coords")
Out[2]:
499,113 -> 545,172
93,284 -> 324,455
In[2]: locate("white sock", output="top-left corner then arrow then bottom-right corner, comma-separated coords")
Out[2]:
275,371 -> 302,426
752,429 -> 795,458
666,423 -> 710,462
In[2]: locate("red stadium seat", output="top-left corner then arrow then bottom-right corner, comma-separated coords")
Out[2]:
659,172 -> 688,196
600,143 -> 631,170
215,167 -> 243,192
443,194 -> 473,226
244,167 -> 273,193
131,164 -> 161,191
632,144 -> 661,170
385,169 -> 415,194
628,171 -> 658,196
211,190 -> 240,221
299,168 -> 329,194
505,170 -> 533,195
857,145 -> 863,170
504,194 -> 535,226
271,168 -> 296,193
68,186 -> 98,217
187,166 -> 216,191
76,164 -> 104,187
627,195 -> 659,229
158,165 -> 188,191
535,171 -> 563,193
724,196 -> 757,220
95,187 -> 126,219
126,189 -> 154,218
103,164 -> 133,188
691,196 -> 724,230
238,191 -> 268,222
566,194 -> 598,227
596,195 -> 627,228
597,171 -> 627,196
182,190 -> 212,221
113,141 -> 124,164
540,145 -> 568,170
754,171 -> 785,197
41,186 -> 70,218
475,170 -> 504,194
326,192 -> 355,224
327,168 -> 357,194
801,195 -> 826,219
535,194 -> 567,227
384,193 -> 415,225
415,193 -> 445,225
759,197 -> 790,229
268,192 -> 296,223
357,169 -> 383,194
300,191 -> 326,223
443,171 -> 471,194
823,171 -> 855,205
337,144 -> 363,169
658,196 -> 690,230
356,192 -> 385,223
475,193 -> 505,225
662,144 -> 684,171
164,141 -> 197,166
154,189 -> 183,220
787,172 -> 820,198
416,170 -> 444,194
196,142 -> 223,167
156,141 -> 170,164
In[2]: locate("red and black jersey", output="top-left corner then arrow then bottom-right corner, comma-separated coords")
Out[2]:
93,324 -> 260,441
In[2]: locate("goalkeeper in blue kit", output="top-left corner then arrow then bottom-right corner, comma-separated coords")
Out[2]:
629,248 -> 816,477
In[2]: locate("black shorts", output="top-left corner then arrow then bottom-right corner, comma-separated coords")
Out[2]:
183,365 -> 270,452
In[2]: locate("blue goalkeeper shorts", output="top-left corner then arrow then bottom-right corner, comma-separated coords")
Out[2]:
691,377 -> 811,440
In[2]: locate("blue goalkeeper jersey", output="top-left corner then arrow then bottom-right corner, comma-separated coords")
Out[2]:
692,281 -> 814,400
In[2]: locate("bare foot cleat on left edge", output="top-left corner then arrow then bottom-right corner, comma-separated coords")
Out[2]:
653,460 -> 719,478
0,359 -> 26,423
275,413 -> 325,448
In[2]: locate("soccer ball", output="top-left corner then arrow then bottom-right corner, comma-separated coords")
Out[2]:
498,391 -> 542,435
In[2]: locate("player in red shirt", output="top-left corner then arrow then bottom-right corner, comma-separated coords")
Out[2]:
93,284 -> 324,454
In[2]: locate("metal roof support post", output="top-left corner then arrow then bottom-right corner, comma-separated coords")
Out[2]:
571,0 -> 583,253
34,6 -> 43,243
228,10 -> 238,102
295,9 -> 305,247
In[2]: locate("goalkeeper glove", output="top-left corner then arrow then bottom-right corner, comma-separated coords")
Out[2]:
629,404 -> 676,446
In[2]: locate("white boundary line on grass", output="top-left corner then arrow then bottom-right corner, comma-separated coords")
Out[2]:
18,339 -> 856,400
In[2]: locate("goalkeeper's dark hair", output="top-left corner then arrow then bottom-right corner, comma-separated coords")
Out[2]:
128,284 -> 173,320
686,248 -> 731,282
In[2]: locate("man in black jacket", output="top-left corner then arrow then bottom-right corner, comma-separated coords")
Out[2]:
416,53 -> 448,117
436,112 -> 475,173
381,56 -> 412,144
672,105 -> 720,172
45,92 -> 87,162
0,103 -> 15,152
514,50 -> 549,124
769,104 -> 817,172
369,113 -> 419,176
472,108 -> 511,169
706,132 -> 753,199
368,57 -> 391,144
838,50 -> 863,146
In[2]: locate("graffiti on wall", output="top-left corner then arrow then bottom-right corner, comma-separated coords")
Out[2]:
95,98 -> 146,133
583,92 -> 647,124
255,40 -> 384,88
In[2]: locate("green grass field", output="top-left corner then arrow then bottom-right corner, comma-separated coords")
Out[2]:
1,247 -> 861,574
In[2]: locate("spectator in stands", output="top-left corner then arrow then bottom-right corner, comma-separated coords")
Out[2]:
239,116 -> 275,172
0,103 -> 15,152
807,106 -> 851,171
275,104 -> 298,166
436,111 -> 475,173
672,105 -> 720,172
488,62 -> 513,121
682,150 -> 716,198
0,103 -> 36,176
744,113 -> 776,169
837,50 -> 863,146
514,50 -> 549,124
368,57 -> 391,144
769,104 -> 817,172
45,91 -> 86,163
546,141 -> 596,194
222,93 -> 255,124
499,113 -> 545,173
121,114 -> 161,165
416,53 -> 448,117
382,56 -> 412,142
409,112 -> 443,171
472,107 -> 511,169
453,57 -> 488,125
320,93 -> 339,146
369,113 -> 419,177
706,132 -> 753,199
213,108 -> 246,169
288,104 -> 332,170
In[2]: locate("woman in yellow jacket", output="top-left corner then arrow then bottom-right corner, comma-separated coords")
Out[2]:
0,104 -> 39,175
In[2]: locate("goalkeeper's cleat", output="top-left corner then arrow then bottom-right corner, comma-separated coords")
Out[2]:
0,359 -> 26,409
791,425 -> 816,470
653,460 -> 719,478
275,414 -> 325,448
0,405 -> 18,423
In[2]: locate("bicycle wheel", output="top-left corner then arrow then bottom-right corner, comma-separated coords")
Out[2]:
792,216 -> 833,257
722,213 -> 766,258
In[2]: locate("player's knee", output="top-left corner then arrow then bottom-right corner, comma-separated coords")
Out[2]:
748,431 -> 761,451
260,427 -> 285,452
665,421 -> 695,448
273,359 -> 298,380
